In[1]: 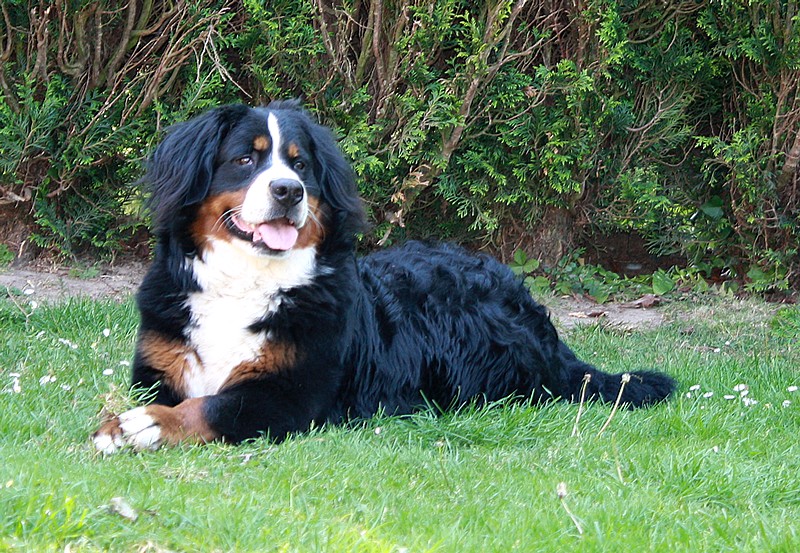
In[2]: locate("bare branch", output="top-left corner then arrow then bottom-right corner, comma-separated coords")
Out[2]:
0,2 -> 19,112
100,1 -> 139,87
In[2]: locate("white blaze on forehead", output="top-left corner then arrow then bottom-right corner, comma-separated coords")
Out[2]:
264,112 -> 300,181
267,112 -> 283,162
240,112 -> 307,225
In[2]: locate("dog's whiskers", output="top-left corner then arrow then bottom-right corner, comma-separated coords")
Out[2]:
213,207 -> 243,234
306,208 -> 322,230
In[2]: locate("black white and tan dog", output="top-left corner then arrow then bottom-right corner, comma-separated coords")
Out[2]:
92,100 -> 676,453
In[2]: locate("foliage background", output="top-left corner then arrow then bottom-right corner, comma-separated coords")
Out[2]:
0,0 -> 797,289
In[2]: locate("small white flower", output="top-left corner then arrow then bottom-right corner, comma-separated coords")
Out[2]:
788,386 -> 798,393
723,394 -> 736,400
689,384 -> 701,391
57,338 -> 78,350
102,328 -> 111,337
39,375 -> 56,385
703,391 -> 714,398
102,369 -> 114,376
119,361 -> 130,367
29,301 -> 38,310
23,287 -> 34,296
712,446 -> 719,453
733,384 -> 748,392
742,397 -> 758,407
11,377 -> 21,394
374,427 -> 382,435
685,392 -> 693,398
782,400 -> 791,408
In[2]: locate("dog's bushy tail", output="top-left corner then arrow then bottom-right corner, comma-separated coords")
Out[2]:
556,343 -> 676,408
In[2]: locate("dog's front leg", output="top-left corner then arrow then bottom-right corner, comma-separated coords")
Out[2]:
92,376 -> 321,454
92,398 -> 219,454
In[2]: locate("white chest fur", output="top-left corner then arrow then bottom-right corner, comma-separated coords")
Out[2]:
183,240 -> 317,398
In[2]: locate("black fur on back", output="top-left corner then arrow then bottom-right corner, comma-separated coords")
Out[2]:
327,240 -> 676,421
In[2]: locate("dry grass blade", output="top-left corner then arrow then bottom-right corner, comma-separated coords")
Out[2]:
597,373 -> 631,437
571,373 -> 592,437
557,482 -> 583,535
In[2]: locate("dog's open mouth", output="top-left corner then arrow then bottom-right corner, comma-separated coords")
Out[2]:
228,214 -> 299,251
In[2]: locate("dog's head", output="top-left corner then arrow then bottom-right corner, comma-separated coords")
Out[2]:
145,101 -> 364,258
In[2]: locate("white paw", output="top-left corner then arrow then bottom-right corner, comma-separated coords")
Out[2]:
119,407 -> 163,450
92,407 -> 163,454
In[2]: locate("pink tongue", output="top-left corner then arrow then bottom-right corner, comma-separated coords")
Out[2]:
252,221 -> 299,251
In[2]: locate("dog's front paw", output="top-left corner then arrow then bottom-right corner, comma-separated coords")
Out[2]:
92,407 -> 163,454
92,399 -> 218,454
92,416 -> 125,454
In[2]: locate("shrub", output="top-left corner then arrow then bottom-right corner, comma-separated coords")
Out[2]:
695,0 -> 799,288
0,1 -> 238,257
235,1 -> 706,257
0,0 -> 797,290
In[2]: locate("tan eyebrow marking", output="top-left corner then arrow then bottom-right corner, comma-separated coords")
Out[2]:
287,142 -> 300,159
253,135 -> 270,151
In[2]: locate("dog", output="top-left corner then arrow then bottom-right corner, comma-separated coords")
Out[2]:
92,100 -> 676,453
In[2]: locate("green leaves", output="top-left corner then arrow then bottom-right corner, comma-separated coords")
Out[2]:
699,196 -> 725,219
651,270 -> 676,296
510,249 -> 540,276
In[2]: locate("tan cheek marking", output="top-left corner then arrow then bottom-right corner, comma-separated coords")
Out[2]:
253,135 -> 270,151
138,332 -> 200,397
145,398 -> 220,445
190,190 -> 248,247
223,342 -> 298,390
295,197 -> 327,249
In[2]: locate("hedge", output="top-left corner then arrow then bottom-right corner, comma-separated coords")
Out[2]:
0,0 -> 797,290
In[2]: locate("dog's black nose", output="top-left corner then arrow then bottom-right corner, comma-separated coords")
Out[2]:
270,179 -> 304,207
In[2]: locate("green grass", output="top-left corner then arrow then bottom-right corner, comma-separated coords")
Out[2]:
1,295 -> 799,551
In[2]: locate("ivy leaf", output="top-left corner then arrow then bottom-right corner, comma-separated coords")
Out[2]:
652,270 -> 675,296
700,196 -> 724,219
525,275 -> 551,294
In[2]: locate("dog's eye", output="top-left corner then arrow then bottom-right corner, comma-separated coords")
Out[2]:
234,156 -> 253,166
293,160 -> 305,171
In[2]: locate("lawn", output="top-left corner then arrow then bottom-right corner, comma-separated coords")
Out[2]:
1,292 -> 799,551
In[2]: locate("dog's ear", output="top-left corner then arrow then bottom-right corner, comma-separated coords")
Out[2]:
145,105 -> 248,232
305,117 -> 367,237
